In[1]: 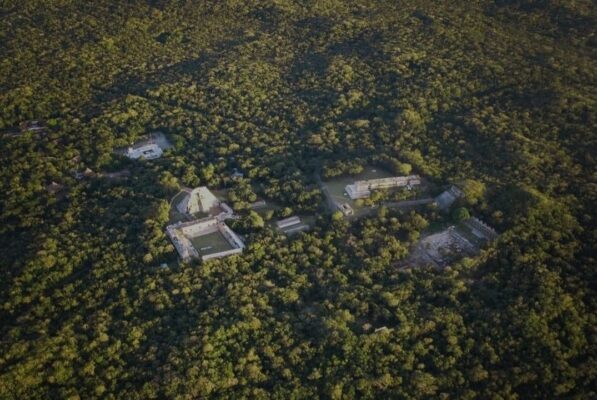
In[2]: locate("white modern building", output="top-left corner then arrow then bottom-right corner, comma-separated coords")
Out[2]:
126,144 -> 163,160
345,175 -> 421,199
123,132 -> 172,160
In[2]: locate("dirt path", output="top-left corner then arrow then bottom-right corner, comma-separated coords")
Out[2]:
382,198 -> 434,208
101,169 -> 131,180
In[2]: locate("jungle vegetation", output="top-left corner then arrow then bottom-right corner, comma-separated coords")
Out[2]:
0,0 -> 595,398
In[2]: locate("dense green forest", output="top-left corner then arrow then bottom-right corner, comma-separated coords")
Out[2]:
1,0 -> 596,398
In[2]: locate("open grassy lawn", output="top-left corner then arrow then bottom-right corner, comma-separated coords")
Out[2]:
190,230 -> 234,256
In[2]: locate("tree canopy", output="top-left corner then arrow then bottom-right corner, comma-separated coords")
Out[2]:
0,1 -> 595,399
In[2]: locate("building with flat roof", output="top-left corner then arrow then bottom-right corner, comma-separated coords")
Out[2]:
121,132 -> 172,160
345,175 -> 421,199
126,144 -> 163,160
276,216 -> 302,229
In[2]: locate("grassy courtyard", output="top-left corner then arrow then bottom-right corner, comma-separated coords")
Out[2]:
322,166 -> 394,216
189,230 -> 234,257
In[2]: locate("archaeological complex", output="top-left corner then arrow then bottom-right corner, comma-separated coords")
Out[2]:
166,187 -> 244,262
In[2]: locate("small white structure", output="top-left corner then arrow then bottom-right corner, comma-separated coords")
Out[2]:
374,326 -> 392,334
167,217 -> 245,262
435,185 -> 464,210
338,203 -> 354,216
126,144 -> 163,160
177,187 -> 220,215
276,216 -> 301,229
122,132 -> 172,160
345,175 -> 421,199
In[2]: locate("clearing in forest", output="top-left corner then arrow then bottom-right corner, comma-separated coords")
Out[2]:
322,166 -> 393,215
114,131 -> 173,160
190,230 -> 235,257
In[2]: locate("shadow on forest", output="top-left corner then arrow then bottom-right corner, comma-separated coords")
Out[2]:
85,34 -> 257,118
326,31 -> 385,60
286,21 -> 390,116
426,81 -> 559,181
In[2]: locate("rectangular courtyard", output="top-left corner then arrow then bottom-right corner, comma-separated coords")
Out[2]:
189,230 -> 235,258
